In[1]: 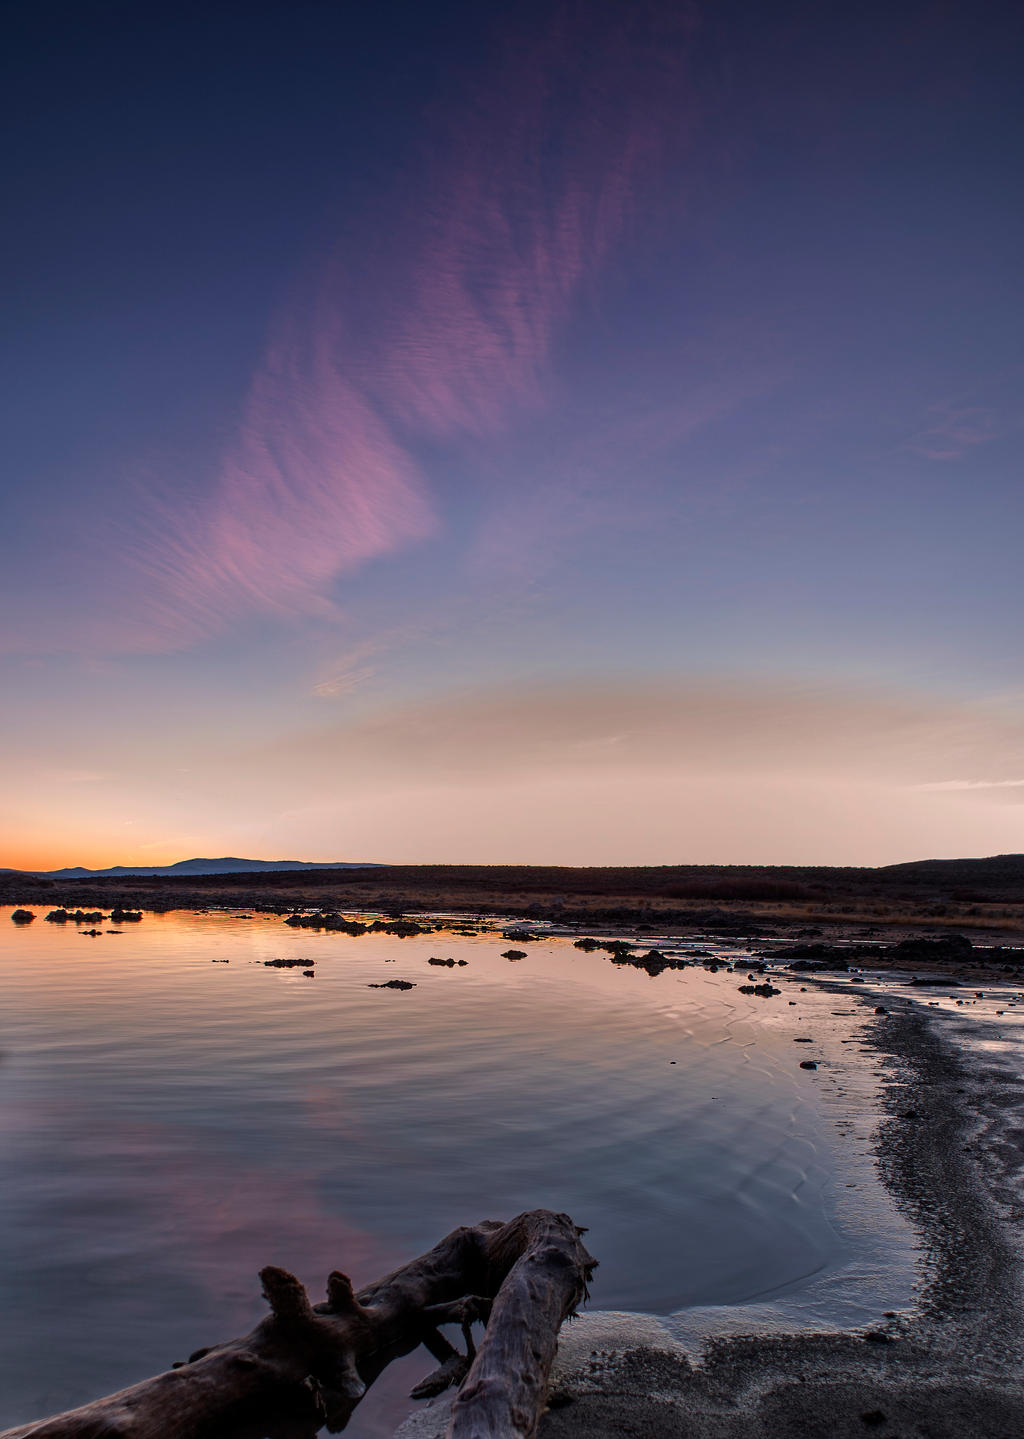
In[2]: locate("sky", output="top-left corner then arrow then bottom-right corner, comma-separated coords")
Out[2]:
2,0 -> 1022,870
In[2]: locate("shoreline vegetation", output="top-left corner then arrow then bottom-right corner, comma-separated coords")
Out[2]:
3,855 -> 1024,957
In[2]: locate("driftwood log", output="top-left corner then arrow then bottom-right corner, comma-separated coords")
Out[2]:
1,1209 -> 595,1439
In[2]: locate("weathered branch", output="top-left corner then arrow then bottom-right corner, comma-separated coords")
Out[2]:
449,1211 -> 597,1439
0,1210 -> 594,1439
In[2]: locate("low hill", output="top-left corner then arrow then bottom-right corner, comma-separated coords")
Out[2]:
26,856 -> 381,881
877,854 -> 1024,900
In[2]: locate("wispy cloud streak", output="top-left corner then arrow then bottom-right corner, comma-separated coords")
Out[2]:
131,312 -> 435,647
264,677 -> 1024,795
122,4 -> 694,649
902,370 -> 1023,462
914,778 -> 1024,791
360,7 -> 694,438
905,403 -> 998,461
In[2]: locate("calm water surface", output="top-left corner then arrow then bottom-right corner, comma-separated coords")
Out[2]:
0,907 -> 910,1434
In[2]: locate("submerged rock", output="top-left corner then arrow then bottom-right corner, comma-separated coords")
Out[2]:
10,909 -> 35,923
501,950 -> 527,961
368,979 -> 416,990
738,983 -> 781,997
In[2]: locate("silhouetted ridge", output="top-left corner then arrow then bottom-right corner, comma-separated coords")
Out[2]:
30,857 -> 381,880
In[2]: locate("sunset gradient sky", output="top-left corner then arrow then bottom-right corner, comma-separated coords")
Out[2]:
3,0 -> 1022,870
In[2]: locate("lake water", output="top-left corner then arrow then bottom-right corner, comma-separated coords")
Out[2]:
0,906 -> 915,1435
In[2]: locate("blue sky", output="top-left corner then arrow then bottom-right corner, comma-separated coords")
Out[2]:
3,0 -> 1022,867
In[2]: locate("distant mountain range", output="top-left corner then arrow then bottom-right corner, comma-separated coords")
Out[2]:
11,857 -> 381,881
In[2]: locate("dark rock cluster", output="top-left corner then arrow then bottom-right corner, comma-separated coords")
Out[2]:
612,948 -> 690,978
284,913 -> 430,937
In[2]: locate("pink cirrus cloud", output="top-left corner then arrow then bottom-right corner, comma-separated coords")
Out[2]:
128,310 -> 436,649
360,6 -> 695,440
905,404 -> 999,461
108,3 -> 695,652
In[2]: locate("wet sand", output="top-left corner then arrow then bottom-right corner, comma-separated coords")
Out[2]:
398,980 -> 1024,1438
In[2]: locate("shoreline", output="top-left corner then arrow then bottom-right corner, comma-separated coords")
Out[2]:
399,979 -> 1024,1438
4,859 -> 1023,954
6,887 -> 1024,982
